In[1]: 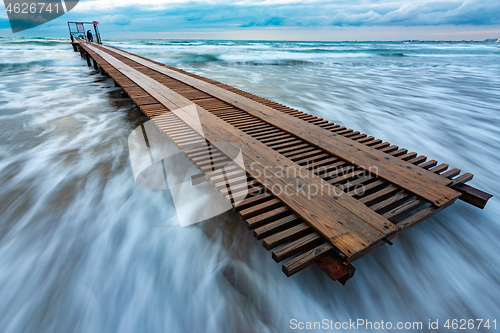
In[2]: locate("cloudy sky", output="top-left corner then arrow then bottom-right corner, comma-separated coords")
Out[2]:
1,0 -> 500,40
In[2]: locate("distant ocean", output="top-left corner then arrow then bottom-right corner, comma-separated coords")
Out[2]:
0,37 -> 499,333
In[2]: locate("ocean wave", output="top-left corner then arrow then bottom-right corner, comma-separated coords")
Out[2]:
0,60 -> 83,71
0,37 -> 68,47
379,52 -> 406,57
154,50 -> 377,65
1,36 -> 500,333
169,53 -> 222,63
233,59 -> 313,66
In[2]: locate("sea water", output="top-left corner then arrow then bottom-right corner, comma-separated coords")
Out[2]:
0,37 -> 499,333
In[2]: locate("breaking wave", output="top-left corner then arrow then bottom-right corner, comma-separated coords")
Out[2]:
0,37 -> 499,333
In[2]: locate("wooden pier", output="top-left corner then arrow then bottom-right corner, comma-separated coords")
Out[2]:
73,38 -> 492,284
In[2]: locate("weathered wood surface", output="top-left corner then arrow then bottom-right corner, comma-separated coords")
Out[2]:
85,42 -> 398,260
74,38 -> 491,282
97,43 -> 461,208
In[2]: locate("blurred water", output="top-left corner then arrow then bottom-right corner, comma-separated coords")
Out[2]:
0,37 -> 499,333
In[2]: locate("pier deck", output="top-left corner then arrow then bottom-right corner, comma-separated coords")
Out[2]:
73,38 -> 492,284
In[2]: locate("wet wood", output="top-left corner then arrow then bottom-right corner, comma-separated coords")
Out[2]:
86,43 -> 399,261
98,43 -> 461,208
74,38 -> 491,283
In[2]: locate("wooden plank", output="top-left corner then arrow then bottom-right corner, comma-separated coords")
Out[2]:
98,43 -> 461,208
253,214 -> 300,239
453,183 -> 492,209
449,173 -> 473,186
272,233 -> 323,262
282,243 -> 334,276
264,223 -> 312,250
246,206 -> 291,229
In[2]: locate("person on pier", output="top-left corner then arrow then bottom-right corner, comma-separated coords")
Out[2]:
87,30 -> 93,42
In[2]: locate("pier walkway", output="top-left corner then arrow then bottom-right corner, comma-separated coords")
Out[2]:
73,38 -> 492,284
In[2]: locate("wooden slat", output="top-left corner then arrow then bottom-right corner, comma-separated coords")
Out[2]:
453,183 -> 492,209
282,243 -> 334,276
272,233 -> 323,262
